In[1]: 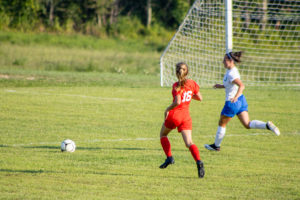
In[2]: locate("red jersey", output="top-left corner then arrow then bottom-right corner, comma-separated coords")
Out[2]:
171,79 -> 200,111
164,79 -> 199,132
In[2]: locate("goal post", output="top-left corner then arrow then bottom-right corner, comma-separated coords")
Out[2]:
160,0 -> 203,87
160,0 -> 300,87
225,0 -> 233,53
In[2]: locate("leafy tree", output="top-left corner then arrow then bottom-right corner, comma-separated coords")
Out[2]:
0,0 -> 40,29
152,0 -> 190,29
0,0 -> 196,35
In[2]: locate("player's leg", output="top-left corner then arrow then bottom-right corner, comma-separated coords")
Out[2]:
159,124 -> 175,168
160,124 -> 173,157
205,99 -> 237,151
181,130 -> 204,178
237,111 -> 280,136
205,115 -> 231,151
181,130 -> 200,160
237,111 -> 251,129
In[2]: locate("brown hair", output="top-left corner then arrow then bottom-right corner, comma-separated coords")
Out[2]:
227,51 -> 243,63
175,62 -> 189,92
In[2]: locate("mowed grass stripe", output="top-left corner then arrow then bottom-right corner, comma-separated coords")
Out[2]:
0,85 -> 300,199
4,89 -> 133,102
2,131 -> 300,147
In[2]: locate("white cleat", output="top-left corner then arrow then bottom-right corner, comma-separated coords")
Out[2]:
267,121 -> 280,136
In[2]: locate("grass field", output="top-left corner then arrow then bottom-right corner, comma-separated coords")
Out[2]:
0,32 -> 300,199
0,31 -> 161,75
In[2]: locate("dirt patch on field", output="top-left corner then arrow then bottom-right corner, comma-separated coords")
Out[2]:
26,76 -> 35,80
0,74 -> 36,80
0,74 -> 9,79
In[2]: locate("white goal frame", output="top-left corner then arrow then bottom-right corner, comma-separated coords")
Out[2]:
160,0 -> 300,87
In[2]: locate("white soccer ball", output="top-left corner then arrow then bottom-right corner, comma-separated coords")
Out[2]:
61,139 -> 76,152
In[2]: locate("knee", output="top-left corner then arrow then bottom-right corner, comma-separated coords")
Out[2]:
160,125 -> 169,138
160,132 -> 167,138
218,119 -> 227,127
185,142 -> 194,148
160,135 -> 167,139
244,122 -> 251,129
218,119 -> 222,126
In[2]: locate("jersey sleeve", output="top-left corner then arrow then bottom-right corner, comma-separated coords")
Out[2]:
193,80 -> 200,94
172,83 -> 179,97
228,69 -> 240,83
172,87 -> 177,97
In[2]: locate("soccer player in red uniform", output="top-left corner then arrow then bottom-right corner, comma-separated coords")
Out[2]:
159,62 -> 205,178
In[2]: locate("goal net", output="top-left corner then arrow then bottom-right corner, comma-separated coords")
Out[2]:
160,0 -> 300,86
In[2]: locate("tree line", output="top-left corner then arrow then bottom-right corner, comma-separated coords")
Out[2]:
0,0 -> 298,39
0,0 -> 194,38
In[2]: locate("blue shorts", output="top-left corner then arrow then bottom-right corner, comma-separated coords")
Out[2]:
221,95 -> 248,118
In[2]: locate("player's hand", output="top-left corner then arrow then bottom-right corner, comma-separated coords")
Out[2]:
213,84 -> 223,89
230,97 -> 238,103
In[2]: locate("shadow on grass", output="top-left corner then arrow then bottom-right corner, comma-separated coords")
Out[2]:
90,171 -> 195,179
2,144 -> 187,153
1,142 -> 186,152
0,168 -> 195,179
21,145 -> 163,151
0,168 -> 51,174
111,147 -> 149,151
23,145 -> 59,149
77,147 -> 151,151
22,146 -> 103,150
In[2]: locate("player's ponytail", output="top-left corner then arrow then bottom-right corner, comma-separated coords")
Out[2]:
175,62 -> 189,92
227,51 -> 243,63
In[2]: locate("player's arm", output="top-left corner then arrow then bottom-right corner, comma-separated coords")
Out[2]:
192,91 -> 202,101
164,95 -> 181,119
231,78 -> 245,102
213,84 -> 225,89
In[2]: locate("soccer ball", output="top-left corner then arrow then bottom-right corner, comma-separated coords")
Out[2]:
61,139 -> 76,152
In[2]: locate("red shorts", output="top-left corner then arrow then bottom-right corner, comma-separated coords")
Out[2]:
164,110 -> 192,132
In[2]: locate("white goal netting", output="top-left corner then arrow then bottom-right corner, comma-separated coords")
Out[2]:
160,0 -> 300,86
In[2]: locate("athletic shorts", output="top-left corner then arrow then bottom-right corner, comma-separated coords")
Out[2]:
164,110 -> 192,132
221,95 -> 248,118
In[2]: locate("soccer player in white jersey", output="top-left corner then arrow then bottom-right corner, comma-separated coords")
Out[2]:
204,51 -> 280,151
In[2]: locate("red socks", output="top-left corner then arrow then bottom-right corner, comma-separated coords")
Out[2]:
160,137 -> 172,157
161,137 -> 201,162
189,144 -> 201,162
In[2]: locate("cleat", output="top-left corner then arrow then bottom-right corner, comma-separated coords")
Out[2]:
267,121 -> 280,136
204,143 -> 220,151
159,156 -> 174,169
197,160 -> 205,178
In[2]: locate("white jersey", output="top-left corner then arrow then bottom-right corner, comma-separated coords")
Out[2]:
223,67 -> 241,101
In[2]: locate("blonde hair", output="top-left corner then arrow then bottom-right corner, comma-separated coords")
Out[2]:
175,62 -> 189,92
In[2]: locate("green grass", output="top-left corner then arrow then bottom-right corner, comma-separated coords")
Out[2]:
0,43 -> 161,76
0,31 -> 165,52
0,75 -> 299,199
0,31 -> 162,77
0,31 -> 300,199
0,70 -> 160,88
